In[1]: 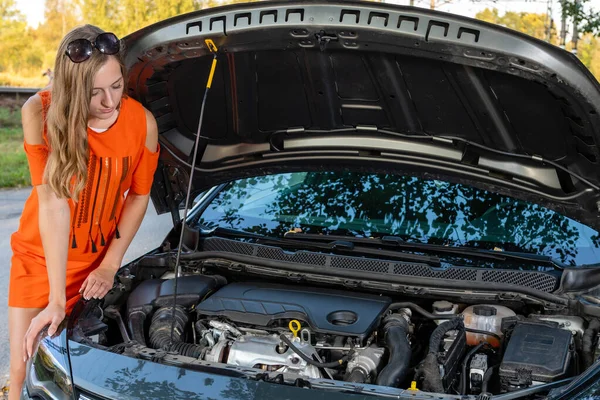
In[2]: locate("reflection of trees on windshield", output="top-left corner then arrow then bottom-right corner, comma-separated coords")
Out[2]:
199,172 -> 600,266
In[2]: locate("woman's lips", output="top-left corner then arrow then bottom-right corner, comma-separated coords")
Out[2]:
100,108 -> 114,114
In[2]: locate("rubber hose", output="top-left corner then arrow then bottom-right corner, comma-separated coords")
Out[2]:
421,353 -> 444,393
429,317 -> 464,354
376,315 -> 412,387
481,365 -> 498,393
460,342 -> 486,395
279,334 -> 348,368
464,327 -> 503,342
347,368 -> 368,383
582,319 -> 600,369
128,311 -> 147,346
422,317 -> 464,393
149,306 -> 205,358
385,302 -> 456,320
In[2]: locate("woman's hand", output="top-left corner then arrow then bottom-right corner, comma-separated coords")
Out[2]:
79,263 -> 118,300
23,301 -> 65,361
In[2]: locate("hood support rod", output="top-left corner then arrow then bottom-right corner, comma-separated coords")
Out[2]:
169,39 -> 219,347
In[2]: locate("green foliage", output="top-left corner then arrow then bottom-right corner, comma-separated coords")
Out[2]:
0,105 -> 21,127
562,0 -> 600,35
0,0 -> 264,85
476,8 -> 600,81
0,125 -> 29,188
475,8 -> 558,44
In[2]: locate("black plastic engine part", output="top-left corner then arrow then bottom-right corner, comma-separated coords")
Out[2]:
460,343 -> 486,395
78,316 -> 108,337
196,282 -> 391,339
499,322 -> 572,390
126,275 -> 225,345
128,275 -> 226,311
421,317 -> 464,393
469,353 -> 488,394
148,306 -> 206,358
376,315 -> 412,387
441,328 -> 467,391
582,319 -> 600,369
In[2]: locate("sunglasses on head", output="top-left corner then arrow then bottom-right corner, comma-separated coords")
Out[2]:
65,32 -> 120,63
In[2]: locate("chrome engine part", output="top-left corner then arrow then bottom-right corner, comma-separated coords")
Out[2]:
224,334 -> 322,379
346,346 -> 385,378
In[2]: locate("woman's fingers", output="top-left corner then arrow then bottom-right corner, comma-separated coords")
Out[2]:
79,276 -> 89,294
48,315 -> 61,336
22,325 -> 31,362
24,317 -> 43,360
83,278 -> 101,300
90,281 -> 105,299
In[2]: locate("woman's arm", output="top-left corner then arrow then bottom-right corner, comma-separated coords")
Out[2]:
22,95 -> 69,359
80,107 -> 159,300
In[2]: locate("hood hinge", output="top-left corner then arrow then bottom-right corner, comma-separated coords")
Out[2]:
161,166 -> 185,227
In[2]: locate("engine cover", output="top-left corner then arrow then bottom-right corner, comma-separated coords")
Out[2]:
196,282 -> 391,339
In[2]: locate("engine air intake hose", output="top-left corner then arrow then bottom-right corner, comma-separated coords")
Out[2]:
422,317 -> 464,393
347,368 -> 369,383
149,306 -> 205,358
128,311 -> 148,345
376,315 -> 412,387
583,319 -> 600,369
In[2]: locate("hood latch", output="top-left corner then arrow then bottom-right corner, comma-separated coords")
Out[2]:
315,30 -> 338,51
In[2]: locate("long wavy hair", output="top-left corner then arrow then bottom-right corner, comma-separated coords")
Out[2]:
44,24 -> 126,200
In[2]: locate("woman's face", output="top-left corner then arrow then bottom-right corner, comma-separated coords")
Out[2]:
89,56 -> 124,121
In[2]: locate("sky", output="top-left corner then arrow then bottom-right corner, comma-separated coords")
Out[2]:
13,0 -> 600,33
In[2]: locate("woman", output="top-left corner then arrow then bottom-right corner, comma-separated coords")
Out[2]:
8,24 -> 159,399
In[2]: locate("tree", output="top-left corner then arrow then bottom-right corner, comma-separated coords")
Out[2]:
76,0 -> 120,34
475,8 -> 558,44
0,0 -> 28,73
576,33 -> 600,78
475,8 -> 600,81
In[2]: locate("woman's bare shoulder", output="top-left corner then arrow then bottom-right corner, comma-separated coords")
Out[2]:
143,106 -> 158,152
21,94 -> 44,145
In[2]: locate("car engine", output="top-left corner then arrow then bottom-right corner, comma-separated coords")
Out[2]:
80,272 -> 592,397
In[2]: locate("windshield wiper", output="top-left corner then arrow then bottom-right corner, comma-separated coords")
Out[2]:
206,227 -> 443,267
284,232 -> 565,268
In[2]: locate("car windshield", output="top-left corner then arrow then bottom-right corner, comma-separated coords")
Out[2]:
198,171 -> 600,266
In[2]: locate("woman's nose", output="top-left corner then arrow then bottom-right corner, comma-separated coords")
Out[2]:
102,92 -> 115,108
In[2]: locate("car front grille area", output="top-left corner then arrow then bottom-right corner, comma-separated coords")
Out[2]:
202,237 -> 559,293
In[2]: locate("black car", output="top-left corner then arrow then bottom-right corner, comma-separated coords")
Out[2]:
22,1 -> 600,399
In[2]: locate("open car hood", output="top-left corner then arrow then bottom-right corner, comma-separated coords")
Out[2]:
123,0 -> 600,230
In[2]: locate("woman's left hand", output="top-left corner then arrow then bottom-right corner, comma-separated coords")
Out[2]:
79,263 -> 118,300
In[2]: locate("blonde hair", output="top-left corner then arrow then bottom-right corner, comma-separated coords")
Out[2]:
44,24 -> 126,200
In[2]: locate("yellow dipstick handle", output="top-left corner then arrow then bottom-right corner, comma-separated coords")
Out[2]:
205,39 -> 218,53
289,320 -> 301,338
409,381 -> 418,391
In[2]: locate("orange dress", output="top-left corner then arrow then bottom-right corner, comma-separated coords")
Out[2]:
9,90 -> 160,313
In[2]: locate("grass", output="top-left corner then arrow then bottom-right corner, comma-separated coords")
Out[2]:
0,105 -> 22,127
0,106 -> 29,188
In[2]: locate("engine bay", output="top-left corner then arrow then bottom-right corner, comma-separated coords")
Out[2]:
72,267 -> 599,398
